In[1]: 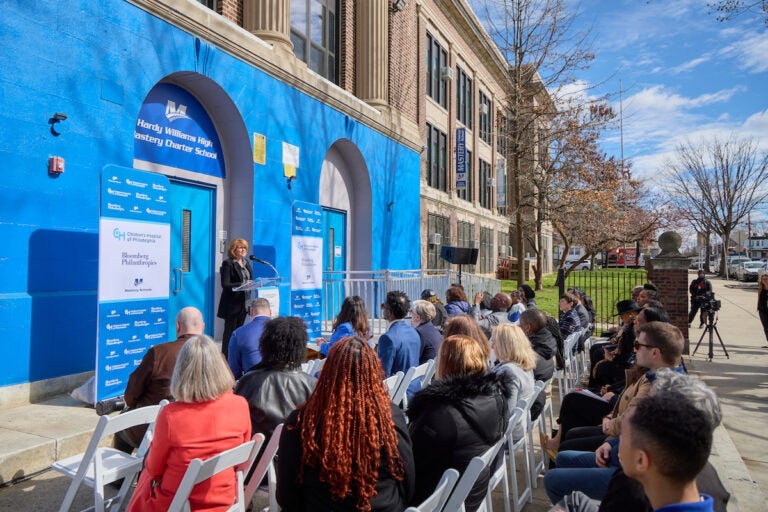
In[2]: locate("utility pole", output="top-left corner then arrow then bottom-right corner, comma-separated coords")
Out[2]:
748,213 -> 752,259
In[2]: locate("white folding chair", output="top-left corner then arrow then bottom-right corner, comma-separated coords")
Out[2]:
530,380 -> 554,478
505,407 -> 531,512
422,358 -> 437,387
167,440 -> 256,512
483,408 -> 518,512
556,332 -> 580,404
310,358 -> 326,377
244,424 -> 284,512
443,436 -> 506,512
404,468 -> 460,512
53,402 -> 165,512
384,371 -> 405,400
393,360 -> 435,409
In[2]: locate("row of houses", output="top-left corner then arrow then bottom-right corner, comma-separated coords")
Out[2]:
0,0 -> 553,405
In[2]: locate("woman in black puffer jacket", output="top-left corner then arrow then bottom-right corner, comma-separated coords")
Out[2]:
407,334 -> 512,511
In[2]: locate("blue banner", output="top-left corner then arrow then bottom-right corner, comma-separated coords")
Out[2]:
134,83 -> 224,177
97,166 -> 171,401
290,201 -> 323,341
456,128 -> 466,190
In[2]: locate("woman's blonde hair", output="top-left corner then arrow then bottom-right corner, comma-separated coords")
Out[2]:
492,323 -> 537,371
436,335 -> 488,379
171,335 -> 235,402
228,238 -> 248,259
760,273 -> 768,292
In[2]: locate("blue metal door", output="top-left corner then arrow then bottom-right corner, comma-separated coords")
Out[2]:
169,180 -> 215,335
322,208 -> 347,321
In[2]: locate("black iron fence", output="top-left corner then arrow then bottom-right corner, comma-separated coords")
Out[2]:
561,268 -> 648,329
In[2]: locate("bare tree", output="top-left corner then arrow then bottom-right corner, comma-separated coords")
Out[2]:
476,0 -> 595,288
707,0 -> 768,25
665,135 -> 768,275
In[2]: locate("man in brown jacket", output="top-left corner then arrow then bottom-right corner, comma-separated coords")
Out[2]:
115,306 -> 205,450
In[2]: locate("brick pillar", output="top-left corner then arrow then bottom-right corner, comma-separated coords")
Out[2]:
647,232 -> 693,353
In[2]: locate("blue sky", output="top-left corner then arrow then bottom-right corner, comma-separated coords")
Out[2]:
565,0 -> 768,184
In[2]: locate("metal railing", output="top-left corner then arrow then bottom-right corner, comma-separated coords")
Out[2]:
321,269 -> 501,336
563,269 -> 647,330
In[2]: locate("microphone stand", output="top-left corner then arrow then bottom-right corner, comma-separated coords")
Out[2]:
249,255 -> 281,284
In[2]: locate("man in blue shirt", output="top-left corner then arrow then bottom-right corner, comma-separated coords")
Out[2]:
619,374 -> 720,511
228,297 -> 272,378
377,290 -> 420,377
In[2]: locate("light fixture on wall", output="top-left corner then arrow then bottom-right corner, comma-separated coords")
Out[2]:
392,0 -> 406,12
387,201 -> 395,212
286,175 -> 296,189
48,112 -> 67,136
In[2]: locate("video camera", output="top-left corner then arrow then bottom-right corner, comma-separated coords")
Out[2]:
698,291 -> 722,312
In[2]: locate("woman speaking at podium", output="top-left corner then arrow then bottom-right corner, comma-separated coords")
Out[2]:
217,238 -> 253,358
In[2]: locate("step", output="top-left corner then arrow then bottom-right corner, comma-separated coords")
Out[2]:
0,395 -> 101,485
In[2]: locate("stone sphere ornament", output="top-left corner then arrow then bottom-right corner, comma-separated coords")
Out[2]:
657,231 -> 682,257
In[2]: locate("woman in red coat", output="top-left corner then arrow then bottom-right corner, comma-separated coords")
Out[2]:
128,335 -> 251,512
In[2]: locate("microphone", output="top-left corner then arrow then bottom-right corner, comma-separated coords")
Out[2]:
249,255 -> 281,282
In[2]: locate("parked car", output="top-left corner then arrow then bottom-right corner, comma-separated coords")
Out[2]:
565,259 -> 592,271
689,258 -> 703,269
758,264 -> 768,280
736,261 -> 763,282
727,256 -> 751,278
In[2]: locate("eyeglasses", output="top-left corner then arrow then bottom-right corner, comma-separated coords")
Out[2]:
634,341 -> 661,352
235,246 -> 247,250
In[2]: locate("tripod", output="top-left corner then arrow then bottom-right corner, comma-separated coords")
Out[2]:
692,309 -> 729,361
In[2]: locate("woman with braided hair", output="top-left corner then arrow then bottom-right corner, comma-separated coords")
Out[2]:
277,336 -> 414,512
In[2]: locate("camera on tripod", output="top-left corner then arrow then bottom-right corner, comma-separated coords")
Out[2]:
698,291 -> 721,312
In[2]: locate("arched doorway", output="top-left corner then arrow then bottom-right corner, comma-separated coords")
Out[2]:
133,73 -> 252,338
318,140 -> 372,319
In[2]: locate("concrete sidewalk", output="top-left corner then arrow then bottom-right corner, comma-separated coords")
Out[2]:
0,271 -> 765,511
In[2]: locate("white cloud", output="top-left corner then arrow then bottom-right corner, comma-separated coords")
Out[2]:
669,55 -> 711,75
719,29 -> 768,73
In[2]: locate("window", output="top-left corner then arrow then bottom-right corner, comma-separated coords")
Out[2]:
479,92 -> 492,145
498,231 -> 509,257
497,111 -> 508,155
291,0 -> 338,84
426,123 -> 447,192
426,33 -> 448,108
457,221 -> 476,273
456,67 -> 472,129
196,0 -> 215,8
478,159 -> 492,210
480,227 -> 493,274
428,213 -> 451,269
457,149 -> 472,202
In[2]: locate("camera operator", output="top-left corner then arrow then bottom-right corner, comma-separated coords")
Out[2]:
689,270 -> 712,328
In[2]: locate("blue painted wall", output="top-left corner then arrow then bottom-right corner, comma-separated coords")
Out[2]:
0,0 -> 420,388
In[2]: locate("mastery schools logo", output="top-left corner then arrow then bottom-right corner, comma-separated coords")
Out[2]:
165,100 -> 189,122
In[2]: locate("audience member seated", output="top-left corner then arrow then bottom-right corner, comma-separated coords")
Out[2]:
317,295 -> 371,356
589,300 -> 641,390
227,298 -> 271,379
442,314 -> 492,362
471,291 -> 512,339
127,335 -> 251,512
420,289 -> 448,333
519,284 -> 537,309
636,286 -> 660,308
234,316 -> 317,440
507,290 -> 527,324
520,309 -> 559,420
546,370 -> 724,512
408,334 -> 511,512
411,299 -> 442,364
377,290 -> 421,377
116,306 -> 205,452
277,337 -> 414,512
445,285 -> 472,316
618,370 -> 721,512
546,322 -> 685,456
559,322 -> 685,458
492,323 -> 536,440
558,294 -> 582,339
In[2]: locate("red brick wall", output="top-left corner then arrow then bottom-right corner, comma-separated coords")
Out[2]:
217,0 -> 243,26
648,265 -> 691,351
388,2 -> 419,123
339,0 -> 355,94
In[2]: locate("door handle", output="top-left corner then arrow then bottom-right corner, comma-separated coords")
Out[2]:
173,268 -> 183,294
